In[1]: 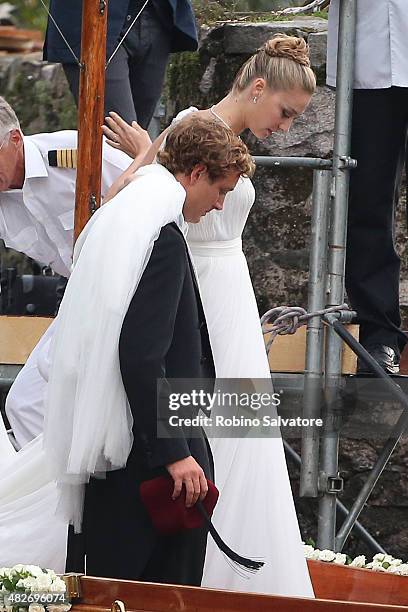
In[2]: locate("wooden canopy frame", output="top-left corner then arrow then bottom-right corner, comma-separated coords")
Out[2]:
74,0 -> 108,240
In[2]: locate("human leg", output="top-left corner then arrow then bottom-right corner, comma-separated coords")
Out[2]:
63,46 -> 138,124
127,11 -> 171,129
346,88 -> 408,369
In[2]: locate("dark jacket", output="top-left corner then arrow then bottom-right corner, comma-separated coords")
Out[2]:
43,0 -> 198,64
78,223 -> 214,584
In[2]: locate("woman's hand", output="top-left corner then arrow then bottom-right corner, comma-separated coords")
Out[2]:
102,115 -> 170,203
102,111 -> 152,159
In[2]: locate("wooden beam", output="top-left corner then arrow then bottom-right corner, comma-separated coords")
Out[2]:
264,325 -> 359,374
74,0 -> 108,240
0,316 -> 52,364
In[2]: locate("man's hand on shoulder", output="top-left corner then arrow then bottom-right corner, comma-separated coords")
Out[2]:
166,456 -> 208,507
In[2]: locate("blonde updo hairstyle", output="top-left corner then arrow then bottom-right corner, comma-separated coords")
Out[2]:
232,33 -> 316,95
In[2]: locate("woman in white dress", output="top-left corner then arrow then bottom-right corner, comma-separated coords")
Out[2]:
0,34 -> 314,595
187,144 -> 314,596
104,34 -> 316,597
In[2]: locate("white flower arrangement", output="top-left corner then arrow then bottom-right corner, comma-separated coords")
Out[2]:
0,565 -> 71,612
303,544 -> 408,576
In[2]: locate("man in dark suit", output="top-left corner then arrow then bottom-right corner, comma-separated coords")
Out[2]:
43,0 -> 198,128
66,116 -> 255,584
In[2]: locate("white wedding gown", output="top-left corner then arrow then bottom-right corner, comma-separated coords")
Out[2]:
187,178 -> 314,598
0,424 -> 67,571
0,323 -> 66,571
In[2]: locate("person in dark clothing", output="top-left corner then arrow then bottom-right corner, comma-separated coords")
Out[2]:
43,1 -> 198,128
327,0 -> 408,373
63,115 -> 254,583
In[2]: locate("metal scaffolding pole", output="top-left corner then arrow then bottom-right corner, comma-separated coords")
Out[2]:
285,440 -> 386,555
299,170 -> 331,497
317,0 -> 356,551
253,156 -> 332,169
321,318 -> 408,551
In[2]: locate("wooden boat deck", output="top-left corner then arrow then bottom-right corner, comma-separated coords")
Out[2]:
68,566 -> 408,612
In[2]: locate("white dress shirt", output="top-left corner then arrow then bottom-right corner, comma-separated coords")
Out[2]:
327,0 -> 408,89
0,131 -> 131,277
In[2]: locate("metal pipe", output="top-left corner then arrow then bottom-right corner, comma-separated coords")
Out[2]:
326,315 -> 408,403
318,0 -> 357,551
300,170 -> 331,497
324,319 -> 408,550
253,156 -> 332,169
284,440 -> 386,555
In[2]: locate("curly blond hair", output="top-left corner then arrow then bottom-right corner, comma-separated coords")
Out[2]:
157,114 -> 255,181
233,33 -> 316,95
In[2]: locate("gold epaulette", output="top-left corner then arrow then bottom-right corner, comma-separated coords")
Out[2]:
48,149 -> 78,169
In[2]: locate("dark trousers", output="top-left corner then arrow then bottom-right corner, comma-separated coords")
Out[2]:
65,494 -> 208,586
346,88 -> 408,353
63,10 -> 171,129
66,448 -> 211,585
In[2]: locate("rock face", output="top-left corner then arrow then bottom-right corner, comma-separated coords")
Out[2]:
222,19 -> 328,54
0,52 -> 76,135
1,17 -> 408,561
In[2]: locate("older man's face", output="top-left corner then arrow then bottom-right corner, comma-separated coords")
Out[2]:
0,129 -> 24,191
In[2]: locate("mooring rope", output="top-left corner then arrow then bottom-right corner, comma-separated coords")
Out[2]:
261,304 -> 352,353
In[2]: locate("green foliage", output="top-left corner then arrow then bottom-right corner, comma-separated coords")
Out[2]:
312,10 -> 328,19
192,1 -> 232,24
192,1 -> 327,25
4,67 -> 76,135
215,1 -> 300,9
11,1 -> 327,31
166,52 -> 203,106
6,0 -> 48,32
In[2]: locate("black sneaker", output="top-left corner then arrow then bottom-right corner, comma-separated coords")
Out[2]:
357,344 -> 400,375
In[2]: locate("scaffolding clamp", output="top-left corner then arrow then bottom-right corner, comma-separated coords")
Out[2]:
324,310 -> 357,325
319,471 -> 344,494
338,155 -> 357,169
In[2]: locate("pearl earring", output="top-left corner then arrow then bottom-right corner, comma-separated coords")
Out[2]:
253,97 -> 258,104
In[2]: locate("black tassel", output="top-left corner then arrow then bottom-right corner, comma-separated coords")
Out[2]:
197,501 -> 264,572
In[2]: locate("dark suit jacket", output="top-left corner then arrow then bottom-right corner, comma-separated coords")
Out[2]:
80,223 -> 214,583
43,0 -> 198,63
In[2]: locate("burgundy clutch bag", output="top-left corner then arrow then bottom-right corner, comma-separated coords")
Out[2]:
140,474 -> 263,572
140,475 -> 219,535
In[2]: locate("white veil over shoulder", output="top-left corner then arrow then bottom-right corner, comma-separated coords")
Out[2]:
42,164 -> 185,529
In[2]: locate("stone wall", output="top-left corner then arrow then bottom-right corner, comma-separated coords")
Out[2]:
1,17 -> 408,560
0,53 -> 76,134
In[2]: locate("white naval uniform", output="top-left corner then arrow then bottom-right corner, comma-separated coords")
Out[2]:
4,131 -> 131,448
0,131 -> 131,277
